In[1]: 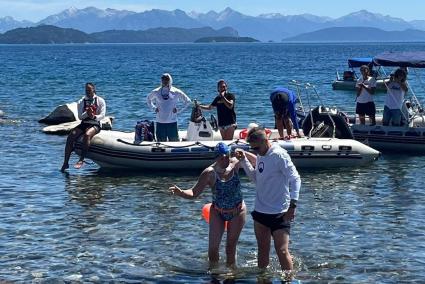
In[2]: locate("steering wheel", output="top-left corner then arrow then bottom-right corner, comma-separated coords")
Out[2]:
210,114 -> 218,131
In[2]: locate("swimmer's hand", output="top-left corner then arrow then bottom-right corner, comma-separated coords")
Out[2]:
169,185 -> 182,196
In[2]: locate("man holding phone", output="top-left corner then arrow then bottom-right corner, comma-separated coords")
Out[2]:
355,65 -> 377,126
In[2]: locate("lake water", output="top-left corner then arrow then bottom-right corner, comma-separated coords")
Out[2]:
1,43 -> 425,283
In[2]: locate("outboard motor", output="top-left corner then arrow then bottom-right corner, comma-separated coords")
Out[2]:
186,101 -> 216,141
302,106 -> 353,139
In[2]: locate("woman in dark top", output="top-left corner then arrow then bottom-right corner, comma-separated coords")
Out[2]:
200,80 -> 237,140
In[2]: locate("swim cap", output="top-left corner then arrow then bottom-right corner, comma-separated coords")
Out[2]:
216,142 -> 230,156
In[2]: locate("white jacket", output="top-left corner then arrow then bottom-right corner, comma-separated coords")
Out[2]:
147,74 -> 191,123
77,94 -> 106,122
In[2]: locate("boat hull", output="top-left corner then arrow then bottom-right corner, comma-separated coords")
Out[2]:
352,124 -> 425,153
332,79 -> 388,92
75,130 -> 380,170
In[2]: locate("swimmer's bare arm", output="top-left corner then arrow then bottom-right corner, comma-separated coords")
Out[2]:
169,168 -> 213,199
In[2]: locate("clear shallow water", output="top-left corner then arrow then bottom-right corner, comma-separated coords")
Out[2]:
1,43 -> 425,282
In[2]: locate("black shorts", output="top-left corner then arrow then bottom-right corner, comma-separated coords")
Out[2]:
75,122 -> 101,133
251,210 -> 291,234
356,102 -> 376,116
271,93 -> 290,118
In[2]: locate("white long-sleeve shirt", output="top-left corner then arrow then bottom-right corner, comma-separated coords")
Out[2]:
241,143 -> 301,214
77,95 -> 106,122
385,81 -> 407,109
147,86 -> 191,123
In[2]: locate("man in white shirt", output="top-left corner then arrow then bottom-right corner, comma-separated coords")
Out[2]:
235,127 -> 301,278
355,65 -> 377,125
61,82 -> 106,172
147,73 -> 191,141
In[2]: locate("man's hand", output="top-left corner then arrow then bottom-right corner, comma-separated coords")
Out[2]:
234,148 -> 245,160
284,207 -> 296,222
86,106 -> 96,119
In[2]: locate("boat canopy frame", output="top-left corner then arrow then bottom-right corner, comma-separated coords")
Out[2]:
348,57 -> 375,68
373,51 -> 425,123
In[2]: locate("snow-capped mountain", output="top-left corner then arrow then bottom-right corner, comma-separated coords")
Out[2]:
1,7 -> 424,42
328,10 -> 412,30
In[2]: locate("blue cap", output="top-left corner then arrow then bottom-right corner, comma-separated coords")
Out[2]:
216,142 -> 230,155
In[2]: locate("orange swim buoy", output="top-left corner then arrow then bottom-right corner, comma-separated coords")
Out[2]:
202,203 -> 211,223
202,203 -> 228,230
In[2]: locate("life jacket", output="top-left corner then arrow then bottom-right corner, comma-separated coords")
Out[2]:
82,97 -> 99,125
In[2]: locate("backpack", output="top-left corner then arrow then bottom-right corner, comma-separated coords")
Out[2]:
134,120 -> 155,143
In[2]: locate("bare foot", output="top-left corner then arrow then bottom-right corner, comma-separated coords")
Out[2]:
74,160 -> 85,169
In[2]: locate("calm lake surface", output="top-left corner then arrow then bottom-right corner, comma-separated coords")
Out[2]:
1,43 -> 425,283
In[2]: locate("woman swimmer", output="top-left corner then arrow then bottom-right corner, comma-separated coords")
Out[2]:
169,142 -> 246,268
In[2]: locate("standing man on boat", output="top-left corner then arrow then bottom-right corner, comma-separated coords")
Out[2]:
147,73 -> 191,142
236,127 -> 301,278
355,65 -> 376,125
383,68 -> 408,126
60,82 -> 106,172
270,87 -> 301,139
199,79 -> 237,140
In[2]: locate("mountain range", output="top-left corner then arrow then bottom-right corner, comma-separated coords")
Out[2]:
1,7 -> 425,41
0,25 -> 242,44
283,27 -> 425,42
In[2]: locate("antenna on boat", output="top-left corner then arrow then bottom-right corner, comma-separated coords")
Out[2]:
409,68 -> 425,120
289,80 -> 306,117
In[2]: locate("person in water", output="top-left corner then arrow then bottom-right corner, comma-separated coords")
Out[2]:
61,82 -> 106,172
169,142 -> 246,268
147,73 -> 191,142
237,127 -> 301,277
199,80 -> 237,140
270,87 -> 301,139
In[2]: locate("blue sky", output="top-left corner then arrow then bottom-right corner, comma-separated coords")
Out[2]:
1,0 -> 423,22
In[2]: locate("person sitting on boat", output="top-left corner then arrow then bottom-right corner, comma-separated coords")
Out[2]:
169,142 -> 246,268
60,82 -> 106,172
270,86 -> 301,139
383,68 -> 408,126
198,80 -> 237,140
147,73 -> 191,142
355,65 -> 376,126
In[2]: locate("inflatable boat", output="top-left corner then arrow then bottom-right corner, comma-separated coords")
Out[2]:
75,117 -> 380,170
332,57 -> 389,92
350,51 -> 425,153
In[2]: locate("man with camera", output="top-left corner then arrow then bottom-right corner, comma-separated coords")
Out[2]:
60,82 -> 106,172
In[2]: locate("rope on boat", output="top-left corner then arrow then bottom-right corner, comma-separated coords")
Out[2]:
117,138 -> 249,151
